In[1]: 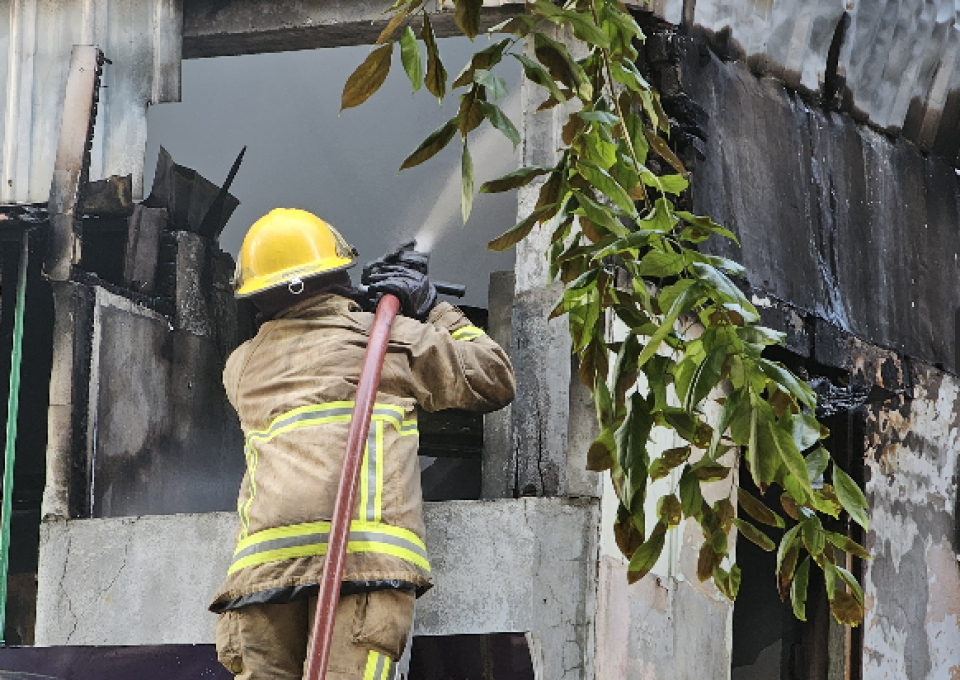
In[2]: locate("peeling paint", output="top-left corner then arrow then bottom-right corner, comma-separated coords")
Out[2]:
862,364 -> 960,678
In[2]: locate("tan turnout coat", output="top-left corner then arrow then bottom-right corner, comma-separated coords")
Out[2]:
209,294 -> 515,612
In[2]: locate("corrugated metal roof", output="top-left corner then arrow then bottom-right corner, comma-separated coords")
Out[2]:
0,0 -> 180,206
664,0 -> 960,160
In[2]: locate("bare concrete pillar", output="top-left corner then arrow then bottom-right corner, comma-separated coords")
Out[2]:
482,270 -> 514,499
510,31 -> 599,499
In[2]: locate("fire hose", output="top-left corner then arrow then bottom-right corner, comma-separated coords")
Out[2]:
304,274 -> 464,679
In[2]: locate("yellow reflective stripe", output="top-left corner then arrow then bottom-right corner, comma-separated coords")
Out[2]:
229,520 -> 430,574
360,433 -> 370,524
240,443 -> 259,538
247,401 -> 408,443
374,421 -> 384,523
348,542 -> 430,571
234,520 -> 332,554
451,325 -> 485,341
399,418 -> 417,437
363,650 -> 393,680
237,401 -> 418,536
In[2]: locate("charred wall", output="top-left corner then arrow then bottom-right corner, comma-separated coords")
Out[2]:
652,27 -> 960,679
678,38 -> 960,374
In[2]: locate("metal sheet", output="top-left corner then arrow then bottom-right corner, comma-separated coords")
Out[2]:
0,0 -> 182,206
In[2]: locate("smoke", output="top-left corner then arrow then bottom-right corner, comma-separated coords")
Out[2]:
410,90 -> 521,253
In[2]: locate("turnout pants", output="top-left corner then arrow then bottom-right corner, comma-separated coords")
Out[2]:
216,589 -> 415,680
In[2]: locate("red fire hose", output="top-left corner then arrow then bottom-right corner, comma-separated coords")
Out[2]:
304,293 -> 401,680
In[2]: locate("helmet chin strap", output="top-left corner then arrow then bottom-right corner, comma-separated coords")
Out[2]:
288,277 -> 305,295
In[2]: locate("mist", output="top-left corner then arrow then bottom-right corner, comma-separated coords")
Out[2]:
146,37 -> 520,307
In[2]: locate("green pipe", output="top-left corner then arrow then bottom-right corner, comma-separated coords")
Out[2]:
0,232 -> 29,645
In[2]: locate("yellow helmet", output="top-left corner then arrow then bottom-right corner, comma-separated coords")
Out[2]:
233,208 -> 357,298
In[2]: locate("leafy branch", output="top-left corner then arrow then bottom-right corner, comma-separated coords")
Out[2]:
342,0 -> 871,626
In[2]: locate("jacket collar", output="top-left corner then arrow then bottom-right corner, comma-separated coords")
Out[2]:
274,293 -> 361,320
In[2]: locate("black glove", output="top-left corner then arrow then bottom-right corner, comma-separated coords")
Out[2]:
362,242 -> 438,320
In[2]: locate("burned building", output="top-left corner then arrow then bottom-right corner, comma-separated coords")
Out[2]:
0,1 -> 952,678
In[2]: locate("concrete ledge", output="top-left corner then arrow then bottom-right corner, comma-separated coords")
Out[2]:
183,0 -> 522,58
36,498 -> 598,678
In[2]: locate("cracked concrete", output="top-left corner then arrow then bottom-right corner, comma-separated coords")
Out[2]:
35,499 -> 600,680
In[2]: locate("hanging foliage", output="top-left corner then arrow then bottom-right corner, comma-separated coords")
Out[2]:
343,0 -> 870,626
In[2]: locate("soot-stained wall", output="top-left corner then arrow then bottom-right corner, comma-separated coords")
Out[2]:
684,42 -> 960,374
88,289 -> 245,516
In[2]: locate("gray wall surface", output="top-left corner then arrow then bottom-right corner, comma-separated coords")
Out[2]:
87,287 -> 245,517
36,497 -> 599,680
861,364 -> 960,678
686,43 -> 960,373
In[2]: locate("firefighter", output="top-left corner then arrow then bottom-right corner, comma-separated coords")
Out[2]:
209,208 -> 516,679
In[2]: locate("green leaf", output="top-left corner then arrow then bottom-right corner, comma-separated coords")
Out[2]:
533,32 -> 592,100
637,250 -> 684,277
732,517 -> 775,551
566,12 -> 611,47
737,487 -> 785,528
737,325 -> 785,346
834,564 -> 864,605
658,174 -> 689,195
784,413 -> 823,451
635,283 -> 703,370
644,127 -> 687,175
685,344 -> 728,412
578,162 -> 637,215
341,43 -> 394,110
659,279 -> 696,316
805,446 -> 830,482
627,523 -> 666,583
474,68 -> 507,101
691,262 -> 759,323
757,359 -> 816,411
586,432 -> 615,471
453,0 -> 483,39
833,463 -> 869,531
776,524 -> 801,580
452,39 -> 510,88
679,466 -> 703,517
579,110 -> 620,126
400,118 -> 459,170
513,54 -> 566,104
801,516 -> 825,556
658,494 -> 682,527
399,26 -> 422,92
649,446 -> 690,480
461,141 -> 474,224
487,204 -> 554,251
773,414 -> 815,500
422,13 -> 446,102
676,211 -> 738,244
481,165 -> 551,194
825,531 -> 871,560
693,462 -> 731,482
612,333 -> 640,408
615,393 -> 654,514
574,191 -> 629,236
377,1 -> 421,45
477,101 -> 520,147
791,557 -> 811,621
747,399 -> 781,488
709,387 -> 745,458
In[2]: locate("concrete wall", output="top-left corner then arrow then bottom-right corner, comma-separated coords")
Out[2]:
86,287 -> 245,517
685,40 -> 960,375
677,31 -> 960,678
35,497 -> 599,680
861,364 -> 960,678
